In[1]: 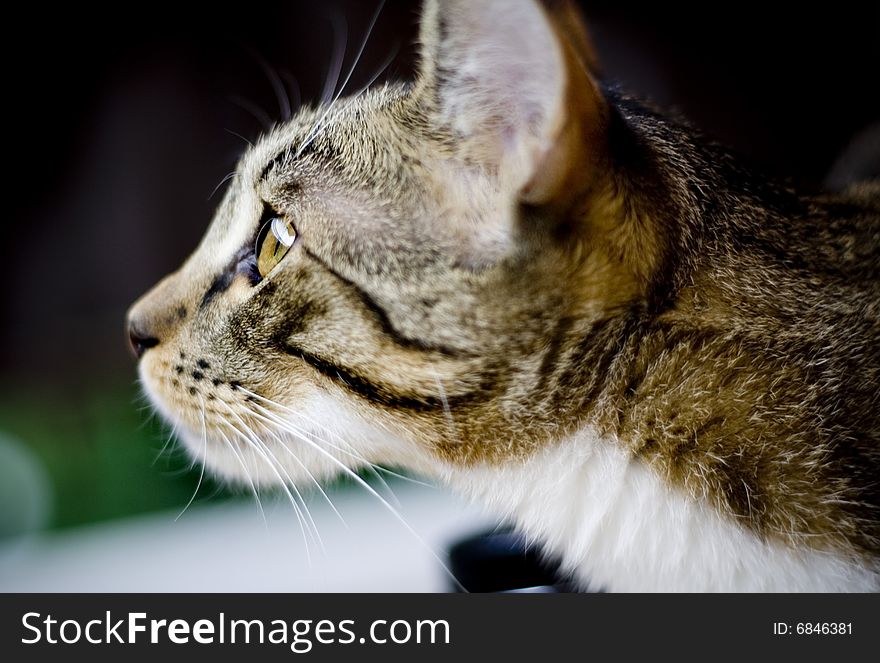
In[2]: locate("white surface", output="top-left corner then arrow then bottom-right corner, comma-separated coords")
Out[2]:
0,480 -> 495,592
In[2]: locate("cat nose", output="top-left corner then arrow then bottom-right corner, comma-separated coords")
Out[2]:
127,318 -> 160,359
127,271 -> 185,359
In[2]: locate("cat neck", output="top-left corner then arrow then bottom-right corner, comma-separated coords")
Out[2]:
442,427 -> 878,591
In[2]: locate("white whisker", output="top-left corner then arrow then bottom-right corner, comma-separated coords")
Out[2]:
220,417 -> 314,564
295,0 -> 388,158
175,397 -> 209,521
207,171 -> 237,201
227,97 -> 272,132
217,426 -> 268,528
249,430 -> 327,554
330,0 -> 387,104
247,47 -> 292,121
295,43 -> 397,159
320,11 -> 348,106
274,410 -> 403,506
265,428 -> 348,528
244,400 -> 466,591
370,465 -> 434,489
280,70 -> 302,113
224,128 -> 255,148
218,403 -> 321,559
152,418 -> 180,467
433,373 -> 459,441
237,386 -> 404,505
255,434 -> 327,555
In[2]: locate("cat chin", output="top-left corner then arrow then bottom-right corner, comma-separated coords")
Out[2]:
172,426 -> 263,487
172,422 -> 352,490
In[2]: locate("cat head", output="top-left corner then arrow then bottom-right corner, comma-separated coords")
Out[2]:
127,0 -> 666,486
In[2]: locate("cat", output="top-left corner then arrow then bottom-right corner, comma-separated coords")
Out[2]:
127,0 -> 880,591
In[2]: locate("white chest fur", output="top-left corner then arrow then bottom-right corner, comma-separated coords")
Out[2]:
444,429 -> 878,591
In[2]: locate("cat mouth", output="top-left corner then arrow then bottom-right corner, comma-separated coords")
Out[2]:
138,352 -> 255,438
140,371 -> 293,488
138,353 -> 352,489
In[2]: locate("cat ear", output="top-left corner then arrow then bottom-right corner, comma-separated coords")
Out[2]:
416,0 -> 607,205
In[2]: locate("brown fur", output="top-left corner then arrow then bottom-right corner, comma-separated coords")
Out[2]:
128,0 -> 880,565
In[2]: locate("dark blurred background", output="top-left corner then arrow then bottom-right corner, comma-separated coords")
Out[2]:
0,1 -> 878,534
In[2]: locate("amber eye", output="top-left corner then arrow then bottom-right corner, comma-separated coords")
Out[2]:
255,217 -> 297,277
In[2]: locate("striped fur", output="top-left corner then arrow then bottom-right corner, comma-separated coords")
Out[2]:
128,0 -> 880,590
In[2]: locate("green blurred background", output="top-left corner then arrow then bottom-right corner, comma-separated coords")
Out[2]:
0,381 -> 213,533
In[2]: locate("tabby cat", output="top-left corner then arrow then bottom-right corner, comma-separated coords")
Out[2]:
127,0 -> 880,591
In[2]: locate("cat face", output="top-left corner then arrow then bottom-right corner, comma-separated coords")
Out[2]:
127,0 -> 645,486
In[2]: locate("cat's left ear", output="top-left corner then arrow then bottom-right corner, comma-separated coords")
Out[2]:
415,0 -> 607,205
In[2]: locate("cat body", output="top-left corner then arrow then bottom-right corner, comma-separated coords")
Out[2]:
128,0 -> 880,591
453,430 -> 879,592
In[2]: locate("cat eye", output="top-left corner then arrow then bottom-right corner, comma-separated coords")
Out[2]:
255,216 -> 297,277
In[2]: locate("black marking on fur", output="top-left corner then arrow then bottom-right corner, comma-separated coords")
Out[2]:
189,387 -> 197,395
200,270 -> 235,309
551,314 -> 637,416
212,378 -> 223,387
302,247 -> 473,358
192,371 -> 203,381
175,365 -> 184,374
197,359 -> 210,369
534,315 -> 576,396
278,341 -> 485,412
176,306 -> 187,320
272,297 -> 323,340
260,150 -> 291,181
199,246 -> 257,309
576,322 -> 627,411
